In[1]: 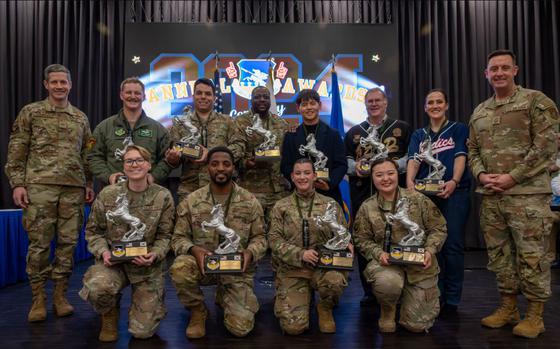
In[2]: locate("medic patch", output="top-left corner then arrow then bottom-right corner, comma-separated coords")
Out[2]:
393,128 -> 402,137
115,128 -> 126,136
138,129 -> 153,137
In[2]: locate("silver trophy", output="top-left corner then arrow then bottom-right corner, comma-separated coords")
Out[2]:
298,133 -> 329,181
358,125 -> 388,174
245,114 -> 280,161
172,106 -> 203,159
114,136 -> 134,161
313,202 -> 353,270
384,198 -> 426,265
413,136 -> 446,195
201,204 -> 243,273
105,192 -> 147,261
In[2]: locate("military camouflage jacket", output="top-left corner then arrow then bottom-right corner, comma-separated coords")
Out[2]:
229,111 -> 289,193
353,188 -> 446,283
86,181 -> 175,265
87,109 -> 173,185
268,191 -> 346,276
469,86 -> 559,195
172,183 -> 267,262
169,110 -> 235,195
5,99 -> 92,188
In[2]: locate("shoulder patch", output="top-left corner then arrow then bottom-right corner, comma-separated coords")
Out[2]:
86,137 -> 96,150
393,128 -> 402,137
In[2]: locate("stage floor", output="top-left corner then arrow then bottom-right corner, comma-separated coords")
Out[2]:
0,252 -> 558,349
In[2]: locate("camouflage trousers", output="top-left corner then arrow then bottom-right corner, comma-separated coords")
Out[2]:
22,184 -> 84,284
253,191 -> 289,231
79,262 -> 166,339
274,269 -> 348,335
480,194 -> 552,302
169,255 -> 259,337
365,262 -> 439,332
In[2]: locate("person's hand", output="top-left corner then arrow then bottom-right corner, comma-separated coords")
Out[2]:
242,249 -> 253,272
13,186 -> 29,208
165,148 -> 182,167
102,250 -> 113,267
190,245 -> 212,275
147,173 -> 155,185
302,249 -> 319,266
192,145 -> 209,164
314,179 -> 330,191
132,252 -> 157,267
245,157 -> 256,170
85,186 -> 95,204
347,243 -> 355,255
379,252 -> 390,266
109,172 -> 125,185
436,180 -> 457,199
406,180 -> 416,192
423,251 -> 432,270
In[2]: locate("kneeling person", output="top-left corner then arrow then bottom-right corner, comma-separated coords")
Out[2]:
80,145 -> 175,342
353,158 -> 447,333
269,158 -> 353,335
170,146 -> 267,339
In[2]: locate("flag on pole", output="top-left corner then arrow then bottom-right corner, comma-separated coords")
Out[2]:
266,59 -> 277,114
329,64 -> 351,221
214,58 -> 224,114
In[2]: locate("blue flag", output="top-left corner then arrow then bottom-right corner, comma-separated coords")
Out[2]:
329,70 -> 351,221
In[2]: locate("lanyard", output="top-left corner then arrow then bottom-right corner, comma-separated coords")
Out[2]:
294,192 -> 315,220
193,112 -> 210,147
294,192 -> 315,249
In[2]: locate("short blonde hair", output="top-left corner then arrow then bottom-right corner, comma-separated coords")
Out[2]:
123,145 -> 151,161
120,77 -> 145,93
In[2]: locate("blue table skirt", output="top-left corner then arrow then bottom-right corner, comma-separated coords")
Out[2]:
0,206 -> 92,288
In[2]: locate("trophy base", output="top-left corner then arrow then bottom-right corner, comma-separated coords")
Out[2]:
357,162 -> 371,176
317,246 -> 354,270
204,253 -> 243,274
254,148 -> 281,162
316,168 -> 330,182
388,245 -> 425,266
414,179 -> 444,196
173,142 -> 202,159
110,240 -> 148,262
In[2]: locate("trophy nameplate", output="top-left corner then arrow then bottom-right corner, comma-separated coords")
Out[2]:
317,246 -> 354,270
173,141 -> 202,159
316,168 -> 330,182
414,179 -> 444,196
110,240 -> 148,262
254,147 -> 281,162
388,245 -> 425,266
204,253 -> 243,274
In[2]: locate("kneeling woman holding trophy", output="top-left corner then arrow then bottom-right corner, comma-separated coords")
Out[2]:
354,158 -> 447,333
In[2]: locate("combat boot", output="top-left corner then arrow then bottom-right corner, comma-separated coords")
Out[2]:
99,307 -> 119,342
53,279 -> 74,317
186,303 -> 208,339
28,283 -> 47,322
316,301 -> 336,333
378,304 -> 397,333
481,294 -> 520,328
512,301 -> 545,338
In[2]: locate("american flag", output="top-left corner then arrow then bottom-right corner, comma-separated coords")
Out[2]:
213,68 -> 224,114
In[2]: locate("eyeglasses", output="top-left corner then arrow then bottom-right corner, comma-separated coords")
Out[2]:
124,158 -> 146,166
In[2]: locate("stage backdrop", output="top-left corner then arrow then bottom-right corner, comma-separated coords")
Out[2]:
124,23 -> 398,130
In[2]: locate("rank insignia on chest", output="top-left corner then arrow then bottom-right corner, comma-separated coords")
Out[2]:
115,128 -> 126,136
138,129 -> 153,137
393,128 -> 402,137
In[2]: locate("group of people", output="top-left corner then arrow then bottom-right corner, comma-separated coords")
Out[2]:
4,49 -> 558,342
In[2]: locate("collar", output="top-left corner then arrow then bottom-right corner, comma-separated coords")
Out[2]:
490,85 -> 522,108
42,98 -> 77,115
115,109 -> 147,128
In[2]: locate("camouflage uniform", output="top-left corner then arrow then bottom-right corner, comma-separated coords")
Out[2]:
229,111 -> 290,225
79,181 -> 175,338
4,99 -> 92,285
353,189 -> 447,331
169,110 -> 235,200
268,191 -> 349,335
169,183 -> 266,337
468,86 -> 559,302
88,110 -> 173,184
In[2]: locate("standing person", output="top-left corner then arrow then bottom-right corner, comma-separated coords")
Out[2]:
166,78 -> 235,202
269,158 -> 352,335
406,89 -> 471,315
5,64 -> 95,322
353,158 -> 447,333
468,49 -> 559,338
229,86 -> 290,226
80,145 -> 175,342
280,89 -> 347,205
344,87 -> 411,306
88,77 -> 175,185
169,146 -> 266,339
